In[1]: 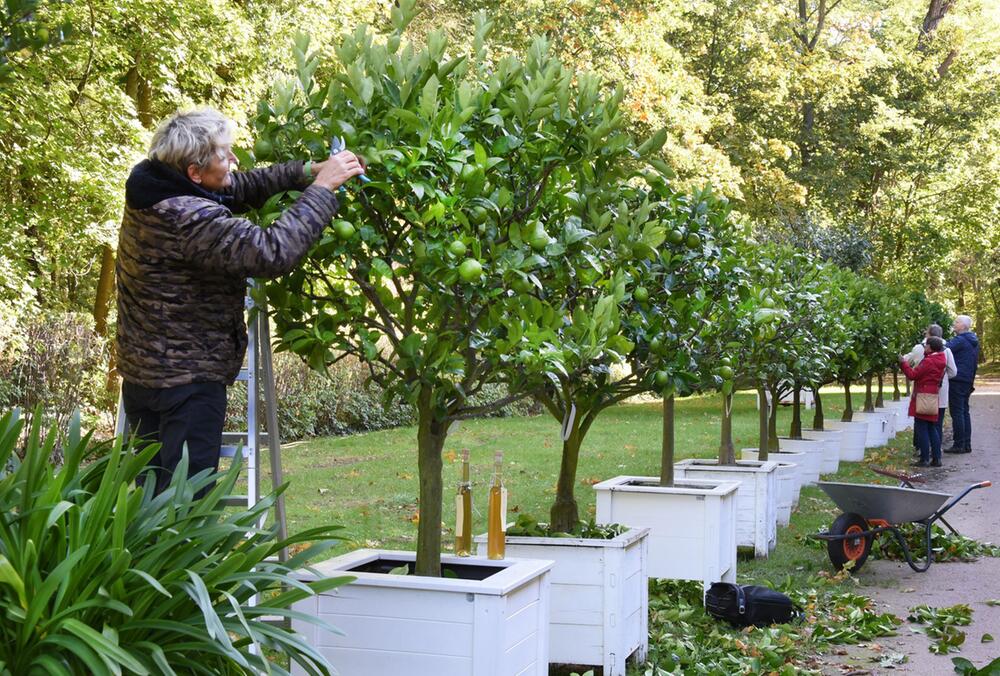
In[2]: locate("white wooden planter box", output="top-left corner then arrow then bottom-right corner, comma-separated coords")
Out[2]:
854,411 -> 890,447
593,476 -> 738,591
894,397 -> 913,430
473,528 -> 649,675
291,550 -> 553,676
824,420 -> 868,461
739,449 -> 798,526
774,437 -> 824,484
672,459 -> 779,558
800,429 -> 842,474
875,407 -> 898,438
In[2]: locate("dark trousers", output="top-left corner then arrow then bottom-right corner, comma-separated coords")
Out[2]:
122,380 -> 227,499
949,381 -> 973,450
914,417 -> 941,463
936,407 -> 946,445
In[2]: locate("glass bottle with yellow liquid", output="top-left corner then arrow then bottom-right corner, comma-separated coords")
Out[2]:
454,449 -> 473,556
486,450 -> 507,559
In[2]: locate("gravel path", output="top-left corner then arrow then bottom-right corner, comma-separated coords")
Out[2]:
829,378 -> 1000,674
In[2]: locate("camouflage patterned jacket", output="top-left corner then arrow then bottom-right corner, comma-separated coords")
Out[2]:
115,159 -> 339,389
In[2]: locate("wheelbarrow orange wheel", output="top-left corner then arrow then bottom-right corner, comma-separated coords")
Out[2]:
827,512 -> 873,572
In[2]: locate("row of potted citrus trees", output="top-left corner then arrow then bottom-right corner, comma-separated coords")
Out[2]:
252,8 -> 950,675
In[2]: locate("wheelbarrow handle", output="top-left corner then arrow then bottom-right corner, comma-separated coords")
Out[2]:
930,480 -> 992,524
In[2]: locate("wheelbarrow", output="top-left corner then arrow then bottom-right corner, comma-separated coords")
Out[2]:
814,467 -> 991,573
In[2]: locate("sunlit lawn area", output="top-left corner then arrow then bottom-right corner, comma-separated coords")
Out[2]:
260,384 -> 912,578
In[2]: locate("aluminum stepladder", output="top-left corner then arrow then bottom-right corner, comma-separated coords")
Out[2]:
114,283 -> 289,561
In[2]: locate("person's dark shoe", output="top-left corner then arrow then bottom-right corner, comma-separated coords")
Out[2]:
930,459 -> 942,467
911,460 -> 930,467
944,446 -> 967,454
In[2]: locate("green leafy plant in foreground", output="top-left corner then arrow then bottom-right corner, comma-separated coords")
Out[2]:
908,604 -> 974,655
0,410 -> 350,675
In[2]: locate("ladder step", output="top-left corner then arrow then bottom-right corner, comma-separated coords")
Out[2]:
219,495 -> 251,507
235,368 -> 253,382
222,432 -> 270,444
220,444 -> 250,459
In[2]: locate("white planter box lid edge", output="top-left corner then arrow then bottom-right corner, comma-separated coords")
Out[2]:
296,548 -> 553,596
473,526 -> 650,549
593,475 -> 740,497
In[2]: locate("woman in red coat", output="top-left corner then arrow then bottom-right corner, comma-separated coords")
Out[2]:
900,336 -> 947,467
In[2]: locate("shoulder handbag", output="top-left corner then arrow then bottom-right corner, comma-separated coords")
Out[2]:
915,393 -> 938,415
705,582 -> 801,627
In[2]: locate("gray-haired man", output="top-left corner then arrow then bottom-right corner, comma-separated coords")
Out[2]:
116,108 -> 364,496
944,315 -> 979,454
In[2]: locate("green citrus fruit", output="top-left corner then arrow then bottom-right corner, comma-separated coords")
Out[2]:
633,286 -> 650,303
333,221 -> 355,240
458,258 -> 483,282
761,297 -> 776,309
718,365 -> 734,380
668,229 -> 684,246
649,336 -> 663,352
469,206 -> 489,225
511,277 -> 533,294
719,356 -> 732,367
448,240 -> 468,257
686,233 -> 702,249
654,371 -> 670,388
36,27 -> 49,42
253,137 -> 273,160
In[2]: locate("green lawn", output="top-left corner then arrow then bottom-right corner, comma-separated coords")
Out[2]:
259,384 -> 913,573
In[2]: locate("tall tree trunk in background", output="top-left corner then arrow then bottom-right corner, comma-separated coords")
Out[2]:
919,0 -> 956,47
719,393 -> 736,465
790,384 -> 802,439
876,372 -> 885,407
767,385 -> 779,452
893,369 -> 901,401
93,245 -> 115,336
812,387 -> 825,430
863,375 -> 875,412
974,278 -> 987,363
659,394 -> 675,487
757,385 -> 769,460
842,381 -> 854,422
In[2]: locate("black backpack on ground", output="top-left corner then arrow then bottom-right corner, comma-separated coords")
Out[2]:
704,582 -> 802,627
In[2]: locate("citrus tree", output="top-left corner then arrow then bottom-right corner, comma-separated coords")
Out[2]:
533,177 -> 734,529
254,6 -> 660,575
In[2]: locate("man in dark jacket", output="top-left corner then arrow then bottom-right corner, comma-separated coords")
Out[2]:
944,314 -> 979,454
116,108 -> 364,496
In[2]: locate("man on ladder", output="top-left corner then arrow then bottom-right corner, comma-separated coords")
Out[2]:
115,107 -> 363,499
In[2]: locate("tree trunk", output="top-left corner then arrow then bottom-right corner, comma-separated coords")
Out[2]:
919,0 -> 956,47
813,387 -> 825,430
550,419 -> 583,532
415,390 -> 448,577
892,369 -> 901,401
767,385 -> 779,452
841,381 -> 854,422
863,375 -> 875,412
93,245 -> 115,336
659,394 -> 675,487
719,392 -> 736,465
790,385 -> 802,439
905,377 -> 911,396
876,372 -> 885,408
757,385 -> 769,461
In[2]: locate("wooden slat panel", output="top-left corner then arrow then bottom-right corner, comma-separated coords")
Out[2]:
316,646 -> 471,676
318,586 -> 472,623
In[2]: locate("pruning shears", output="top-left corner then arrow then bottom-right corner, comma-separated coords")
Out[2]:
329,136 -> 371,189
